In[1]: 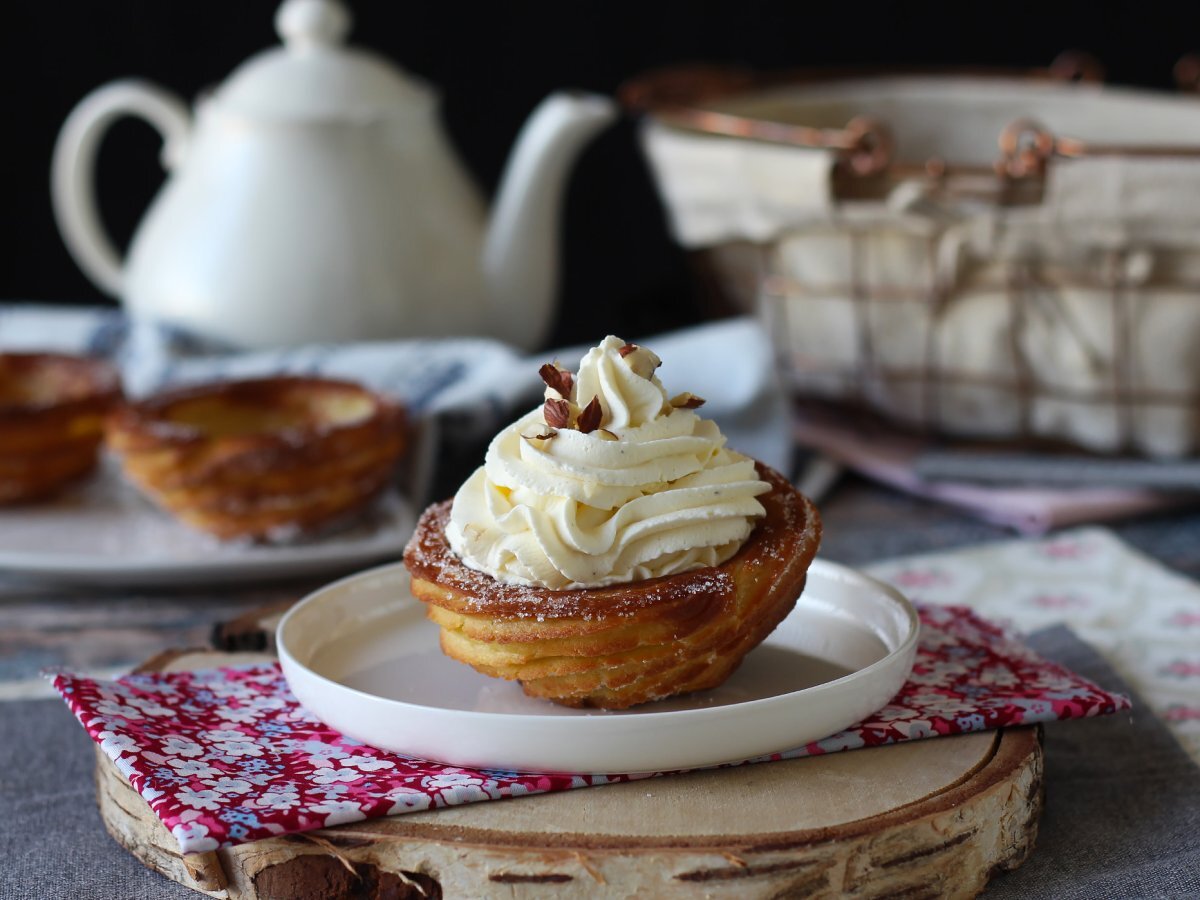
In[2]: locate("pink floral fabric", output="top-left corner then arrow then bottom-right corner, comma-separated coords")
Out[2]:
867,527 -> 1200,762
52,603 -> 1129,854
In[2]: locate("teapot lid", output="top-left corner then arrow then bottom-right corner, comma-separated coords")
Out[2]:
213,0 -> 434,120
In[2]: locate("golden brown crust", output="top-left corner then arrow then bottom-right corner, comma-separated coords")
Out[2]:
106,376 -> 407,540
0,353 -> 122,504
404,464 -> 821,709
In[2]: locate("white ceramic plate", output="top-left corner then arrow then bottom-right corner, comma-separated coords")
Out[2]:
0,459 -> 417,588
278,559 -> 919,774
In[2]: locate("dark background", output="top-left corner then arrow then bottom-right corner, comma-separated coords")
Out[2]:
7,1 -> 1200,348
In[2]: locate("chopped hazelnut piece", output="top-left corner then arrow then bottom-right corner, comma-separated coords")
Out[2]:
577,395 -> 603,434
538,362 -> 573,399
543,398 -> 571,428
670,392 -> 706,409
618,343 -> 662,378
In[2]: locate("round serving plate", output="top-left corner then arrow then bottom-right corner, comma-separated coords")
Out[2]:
277,558 -> 919,774
0,481 -> 415,588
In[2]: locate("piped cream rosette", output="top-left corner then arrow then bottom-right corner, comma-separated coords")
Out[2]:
446,336 -> 770,589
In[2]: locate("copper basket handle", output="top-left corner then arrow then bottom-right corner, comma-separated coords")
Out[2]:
1047,50 -> 1105,84
996,120 -> 1056,179
624,54 -> 1200,188
621,54 -> 1103,183
1175,54 -> 1200,93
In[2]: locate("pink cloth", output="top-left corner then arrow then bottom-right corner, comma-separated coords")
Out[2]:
794,409 -> 1182,534
52,603 -> 1129,854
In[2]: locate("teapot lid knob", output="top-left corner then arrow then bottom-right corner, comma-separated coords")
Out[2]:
214,0 -> 434,119
276,0 -> 351,50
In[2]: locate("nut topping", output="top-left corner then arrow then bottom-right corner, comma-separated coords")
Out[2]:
577,396 -> 603,434
543,398 -> 571,429
538,362 -> 573,399
619,343 -> 663,379
670,392 -> 706,409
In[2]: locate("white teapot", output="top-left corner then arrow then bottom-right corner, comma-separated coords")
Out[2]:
51,0 -> 615,350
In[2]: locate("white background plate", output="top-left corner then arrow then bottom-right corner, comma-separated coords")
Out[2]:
0,460 -> 416,587
278,559 -> 920,774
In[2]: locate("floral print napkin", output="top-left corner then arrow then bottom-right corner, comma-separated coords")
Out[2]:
52,602 -> 1127,854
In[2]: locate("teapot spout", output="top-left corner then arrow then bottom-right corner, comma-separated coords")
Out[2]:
482,91 -> 617,351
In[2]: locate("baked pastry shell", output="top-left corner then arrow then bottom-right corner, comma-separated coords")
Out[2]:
0,352 -> 122,504
405,463 -> 822,709
106,376 -> 407,540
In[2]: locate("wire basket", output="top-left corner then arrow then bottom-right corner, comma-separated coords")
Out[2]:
627,57 -> 1200,458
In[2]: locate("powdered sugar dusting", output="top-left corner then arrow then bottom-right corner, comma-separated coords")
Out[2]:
404,463 -> 814,621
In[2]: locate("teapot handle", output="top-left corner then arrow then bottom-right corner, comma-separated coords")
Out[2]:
51,80 -> 191,296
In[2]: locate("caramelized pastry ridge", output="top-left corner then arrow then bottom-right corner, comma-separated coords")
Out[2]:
0,353 -> 122,504
106,376 -> 406,540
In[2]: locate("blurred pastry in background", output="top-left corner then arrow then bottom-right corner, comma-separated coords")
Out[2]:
106,376 -> 406,541
0,352 -> 122,504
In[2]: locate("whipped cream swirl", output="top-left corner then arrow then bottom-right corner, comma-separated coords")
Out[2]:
445,336 -> 770,590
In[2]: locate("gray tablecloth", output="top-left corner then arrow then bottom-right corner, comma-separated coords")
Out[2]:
1,626 -> 1196,900
986,626 -> 1200,899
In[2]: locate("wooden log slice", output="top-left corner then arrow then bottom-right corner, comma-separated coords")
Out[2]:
95,648 -> 1042,899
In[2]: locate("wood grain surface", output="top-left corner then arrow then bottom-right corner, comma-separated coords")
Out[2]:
94,646 -> 1043,899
